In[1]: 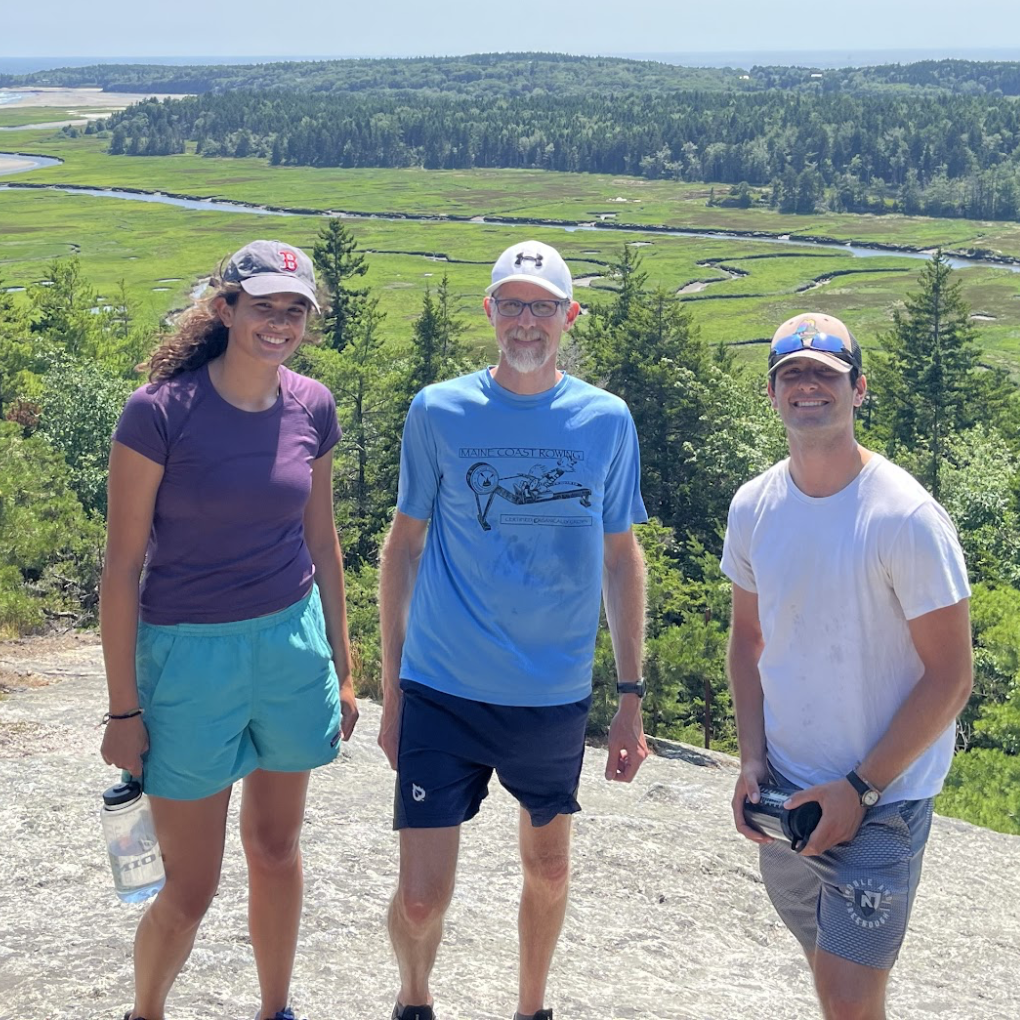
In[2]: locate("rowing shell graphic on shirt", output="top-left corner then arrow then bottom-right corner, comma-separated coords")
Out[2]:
465,452 -> 592,532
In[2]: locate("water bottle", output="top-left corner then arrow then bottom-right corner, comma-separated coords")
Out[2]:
100,780 -> 166,903
743,784 -> 822,853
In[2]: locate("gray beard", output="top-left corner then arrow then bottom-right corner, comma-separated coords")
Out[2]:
500,329 -> 552,373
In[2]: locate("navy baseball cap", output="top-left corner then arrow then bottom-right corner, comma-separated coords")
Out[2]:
222,240 -> 320,313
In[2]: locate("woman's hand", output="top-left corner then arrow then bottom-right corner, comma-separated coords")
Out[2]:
338,674 -> 360,741
100,715 -> 149,778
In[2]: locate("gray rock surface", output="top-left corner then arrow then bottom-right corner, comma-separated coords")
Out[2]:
0,640 -> 1017,1020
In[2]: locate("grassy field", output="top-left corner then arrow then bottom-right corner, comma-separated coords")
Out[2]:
8,130 -> 1020,252
2,124 -> 1020,370
0,107 -> 91,128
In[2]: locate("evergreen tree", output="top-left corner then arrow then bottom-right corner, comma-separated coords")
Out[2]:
407,286 -> 442,395
312,219 -> 369,354
405,275 -> 469,396
29,258 -> 110,361
866,250 -> 994,498
36,356 -> 131,517
0,422 -> 104,634
330,300 -> 390,567
0,282 -> 45,416
578,249 -> 746,546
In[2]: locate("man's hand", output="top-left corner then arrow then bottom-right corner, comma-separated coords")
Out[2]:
604,698 -> 648,782
338,673 -> 359,741
732,759 -> 772,844
378,690 -> 402,770
100,715 -> 148,778
785,778 -> 865,856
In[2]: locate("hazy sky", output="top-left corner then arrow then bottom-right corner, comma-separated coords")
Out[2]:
5,0 -> 1020,59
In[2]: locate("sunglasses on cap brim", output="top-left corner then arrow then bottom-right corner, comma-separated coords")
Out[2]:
768,331 -> 854,370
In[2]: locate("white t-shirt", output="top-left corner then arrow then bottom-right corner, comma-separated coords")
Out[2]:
721,453 -> 970,802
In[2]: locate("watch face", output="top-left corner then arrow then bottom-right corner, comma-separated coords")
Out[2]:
862,789 -> 881,807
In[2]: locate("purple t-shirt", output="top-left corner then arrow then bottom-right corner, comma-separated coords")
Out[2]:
113,363 -> 341,625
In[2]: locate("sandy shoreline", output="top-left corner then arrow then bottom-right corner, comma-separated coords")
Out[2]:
0,154 -> 39,174
0,86 -> 189,110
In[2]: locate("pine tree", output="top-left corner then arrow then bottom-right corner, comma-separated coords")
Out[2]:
867,250 -> 997,498
331,300 -> 389,567
406,275 -> 469,396
29,258 -> 109,361
0,281 -> 43,417
312,219 -> 369,354
407,286 -> 442,396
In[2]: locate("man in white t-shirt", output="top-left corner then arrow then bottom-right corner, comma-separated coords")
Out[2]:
721,312 -> 973,1019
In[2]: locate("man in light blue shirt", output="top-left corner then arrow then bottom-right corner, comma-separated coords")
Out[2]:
378,240 -> 649,1020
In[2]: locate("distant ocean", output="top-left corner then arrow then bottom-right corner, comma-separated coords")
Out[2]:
5,49 -> 1020,76
620,48 -> 1020,69
0,55 -> 347,74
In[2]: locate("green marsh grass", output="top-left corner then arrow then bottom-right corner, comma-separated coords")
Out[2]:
1,128 -> 1019,368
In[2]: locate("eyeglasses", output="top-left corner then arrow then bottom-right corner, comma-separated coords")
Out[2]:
491,297 -> 566,318
769,331 -> 854,368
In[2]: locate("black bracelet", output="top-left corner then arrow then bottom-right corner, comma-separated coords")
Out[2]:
101,708 -> 144,725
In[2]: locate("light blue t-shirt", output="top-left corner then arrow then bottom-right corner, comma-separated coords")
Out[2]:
397,368 -> 647,706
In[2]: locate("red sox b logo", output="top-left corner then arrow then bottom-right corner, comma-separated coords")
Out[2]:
280,250 -> 298,272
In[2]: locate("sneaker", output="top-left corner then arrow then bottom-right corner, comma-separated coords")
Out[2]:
263,1011 -> 307,1020
392,1004 -> 435,1020
514,1011 -> 553,1020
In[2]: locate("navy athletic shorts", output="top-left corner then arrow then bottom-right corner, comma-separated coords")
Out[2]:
393,679 -> 592,829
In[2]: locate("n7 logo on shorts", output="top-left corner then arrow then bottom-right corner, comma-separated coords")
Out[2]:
279,250 -> 299,272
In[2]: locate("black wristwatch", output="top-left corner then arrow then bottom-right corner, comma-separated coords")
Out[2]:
616,679 -> 646,698
845,768 -> 882,807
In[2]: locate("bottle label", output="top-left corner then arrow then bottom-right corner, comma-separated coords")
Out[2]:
110,839 -> 165,892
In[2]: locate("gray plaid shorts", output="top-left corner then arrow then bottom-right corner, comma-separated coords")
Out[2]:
759,785 -> 934,970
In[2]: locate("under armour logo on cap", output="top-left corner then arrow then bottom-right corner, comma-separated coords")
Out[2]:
514,251 -> 544,268
487,239 -> 573,300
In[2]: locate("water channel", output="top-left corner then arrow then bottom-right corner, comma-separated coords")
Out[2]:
2,152 -> 1020,274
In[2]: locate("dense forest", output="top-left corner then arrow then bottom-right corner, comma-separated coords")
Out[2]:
0,53 -> 740,97
8,54 -> 1020,97
96,85 -> 1020,221
2,224 -> 1020,833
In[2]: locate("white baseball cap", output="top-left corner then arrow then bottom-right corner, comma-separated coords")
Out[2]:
486,240 -> 573,300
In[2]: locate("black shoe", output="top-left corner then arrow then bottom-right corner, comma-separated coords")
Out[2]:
514,1011 -> 553,1020
392,1005 -> 435,1020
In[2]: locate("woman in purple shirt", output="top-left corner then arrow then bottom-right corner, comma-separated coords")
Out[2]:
99,240 -> 358,1020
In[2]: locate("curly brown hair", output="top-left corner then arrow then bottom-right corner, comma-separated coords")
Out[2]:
143,283 -> 239,382
143,271 -> 325,382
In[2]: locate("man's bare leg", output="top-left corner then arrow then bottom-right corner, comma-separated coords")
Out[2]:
388,826 -> 461,1010
809,947 -> 891,1020
517,810 -> 572,1017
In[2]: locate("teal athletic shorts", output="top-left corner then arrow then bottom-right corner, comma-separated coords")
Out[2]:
135,585 -> 341,800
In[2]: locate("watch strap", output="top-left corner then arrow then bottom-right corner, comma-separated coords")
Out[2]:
845,768 -> 880,804
616,680 -> 646,698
